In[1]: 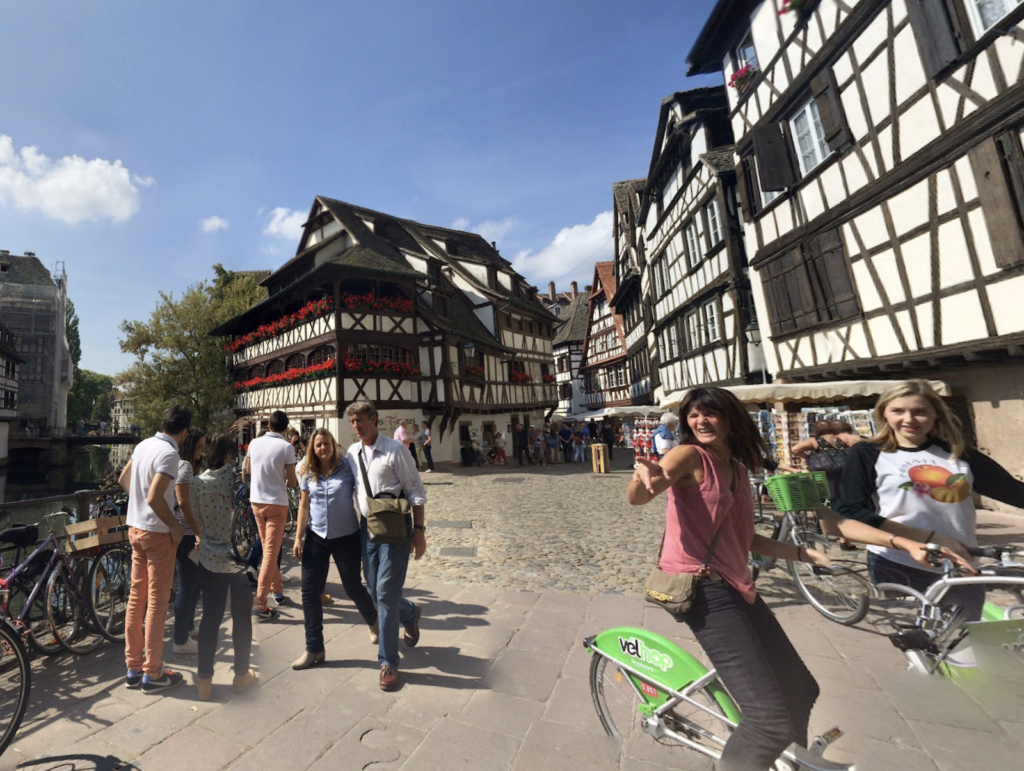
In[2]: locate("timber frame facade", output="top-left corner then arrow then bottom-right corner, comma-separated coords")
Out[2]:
579,263 -> 632,410
552,291 -> 589,417
632,87 -> 760,405
687,0 -> 1024,471
213,197 -> 557,464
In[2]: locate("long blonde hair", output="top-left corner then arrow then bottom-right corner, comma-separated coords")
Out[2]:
871,379 -> 965,459
304,428 -> 341,481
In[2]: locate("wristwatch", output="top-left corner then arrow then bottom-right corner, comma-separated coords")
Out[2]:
414,524 -> 426,532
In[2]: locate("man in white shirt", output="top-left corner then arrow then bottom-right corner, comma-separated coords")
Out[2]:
394,419 -> 420,471
118,405 -> 191,694
245,410 -> 298,620
346,401 -> 427,692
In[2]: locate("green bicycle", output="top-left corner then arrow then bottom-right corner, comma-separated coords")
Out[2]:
584,627 -> 854,770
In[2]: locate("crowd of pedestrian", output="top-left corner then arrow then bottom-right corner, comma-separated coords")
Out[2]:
513,419 -> 623,468
119,400 -> 427,698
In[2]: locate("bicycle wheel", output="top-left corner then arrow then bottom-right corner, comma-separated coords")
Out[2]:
46,565 -> 102,655
788,532 -> 871,626
8,577 -> 62,656
89,544 -> 131,643
0,621 -> 31,756
589,653 -> 731,756
231,506 -> 256,563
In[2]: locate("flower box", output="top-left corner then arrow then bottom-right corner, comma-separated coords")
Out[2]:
728,64 -> 758,93
778,0 -> 809,15
339,293 -> 415,314
224,296 -> 333,354
465,365 -> 485,378
234,359 -> 336,393
541,374 -> 555,383
342,358 -> 422,378
509,371 -> 533,384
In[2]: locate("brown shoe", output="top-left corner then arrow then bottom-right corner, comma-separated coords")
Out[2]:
320,593 -> 334,606
379,665 -> 400,691
403,606 -> 421,648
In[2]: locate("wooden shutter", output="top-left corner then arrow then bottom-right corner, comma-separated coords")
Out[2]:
969,137 -> 1024,268
810,69 -> 851,153
808,229 -> 860,320
736,156 -> 754,222
905,0 -> 964,80
752,123 -> 796,192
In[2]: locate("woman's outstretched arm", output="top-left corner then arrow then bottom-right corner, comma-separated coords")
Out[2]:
627,445 -> 702,505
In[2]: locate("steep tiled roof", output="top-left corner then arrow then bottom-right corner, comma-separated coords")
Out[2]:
552,293 -> 589,346
0,253 -> 54,287
612,179 -> 646,213
700,148 -> 737,174
594,262 -> 617,299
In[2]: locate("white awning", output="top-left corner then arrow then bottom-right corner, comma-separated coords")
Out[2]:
660,379 -> 951,409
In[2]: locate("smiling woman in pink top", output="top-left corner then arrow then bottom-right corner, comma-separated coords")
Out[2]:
628,387 -> 831,771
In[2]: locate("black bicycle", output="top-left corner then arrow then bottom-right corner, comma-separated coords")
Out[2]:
230,480 -> 257,563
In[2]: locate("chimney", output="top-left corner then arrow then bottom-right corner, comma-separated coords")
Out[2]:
570,281 -> 578,296
548,282 -> 555,300
0,250 -> 8,257
585,285 -> 592,294
24,251 -> 35,258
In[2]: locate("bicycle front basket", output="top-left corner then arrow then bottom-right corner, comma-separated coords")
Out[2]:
764,473 -> 830,511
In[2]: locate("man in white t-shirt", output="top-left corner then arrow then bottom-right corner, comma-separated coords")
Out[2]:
245,410 -> 298,620
118,405 -> 192,694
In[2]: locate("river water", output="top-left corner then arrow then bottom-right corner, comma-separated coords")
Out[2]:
1,445 -> 119,528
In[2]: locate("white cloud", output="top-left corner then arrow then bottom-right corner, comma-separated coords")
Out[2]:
262,207 -> 306,240
0,134 -> 142,224
200,215 -> 229,233
512,211 -> 613,285
132,174 -> 156,188
449,216 -> 518,245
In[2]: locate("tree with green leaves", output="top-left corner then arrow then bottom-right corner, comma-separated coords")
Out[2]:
67,369 -> 113,424
117,266 -> 265,433
66,299 -> 82,370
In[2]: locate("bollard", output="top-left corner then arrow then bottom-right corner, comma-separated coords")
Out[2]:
592,443 -> 608,474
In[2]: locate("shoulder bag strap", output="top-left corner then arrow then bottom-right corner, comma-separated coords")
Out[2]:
357,449 -> 376,498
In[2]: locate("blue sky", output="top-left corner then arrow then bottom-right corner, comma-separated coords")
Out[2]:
0,0 -> 720,376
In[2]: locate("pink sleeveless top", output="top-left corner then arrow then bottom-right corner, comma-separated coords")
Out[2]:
658,445 -> 756,603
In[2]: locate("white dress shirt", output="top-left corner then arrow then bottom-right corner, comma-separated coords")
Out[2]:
348,432 -> 427,519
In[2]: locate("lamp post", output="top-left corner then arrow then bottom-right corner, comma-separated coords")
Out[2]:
745,319 -> 767,385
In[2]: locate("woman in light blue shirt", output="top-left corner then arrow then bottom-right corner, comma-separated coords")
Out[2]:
290,428 -> 379,670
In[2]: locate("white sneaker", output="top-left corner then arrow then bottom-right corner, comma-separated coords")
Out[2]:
279,573 -> 293,585
424,469 -> 432,473
173,638 -> 198,654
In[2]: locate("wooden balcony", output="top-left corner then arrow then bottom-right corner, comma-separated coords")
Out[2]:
232,315 -> 336,367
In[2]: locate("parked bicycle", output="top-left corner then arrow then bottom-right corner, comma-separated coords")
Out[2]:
751,473 -> 870,625
0,514 -> 123,655
230,477 -> 256,563
584,628 -> 854,770
0,618 -> 31,756
878,543 -> 1024,677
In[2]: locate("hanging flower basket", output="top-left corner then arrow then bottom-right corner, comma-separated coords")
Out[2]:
342,358 -> 422,378
223,296 -> 334,354
234,359 -> 336,393
509,371 -> 533,384
728,64 -> 758,93
339,292 -> 415,314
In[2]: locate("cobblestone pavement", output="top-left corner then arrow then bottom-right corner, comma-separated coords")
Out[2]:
5,459 -> 1024,771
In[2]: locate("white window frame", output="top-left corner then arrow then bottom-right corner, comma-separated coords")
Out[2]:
685,221 -> 701,268
790,98 -> 831,176
735,29 -> 758,71
686,312 -> 702,350
704,301 -> 721,344
705,198 -> 723,247
668,325 -> 679,360
964,0 -> 1023,35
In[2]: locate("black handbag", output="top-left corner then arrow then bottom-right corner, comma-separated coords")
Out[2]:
806,437 -> 847,473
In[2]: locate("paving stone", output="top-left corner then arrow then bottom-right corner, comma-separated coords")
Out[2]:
453,623 -> 517,652
8,694 -> 138,760
542,677 -> 606,734
586,592 -> 645,627
507,611 -> 583,654
906,718 -> 1024,771
309,714 -> 427,771
401,717 -> 520,771
89,693 -> 216,757
511,720 -> 620,771
452,690 -> 545,740
483,648 -> 566,703
843,736 -> 940,771
134,725 -> 245,771
879,670 -> 1006,732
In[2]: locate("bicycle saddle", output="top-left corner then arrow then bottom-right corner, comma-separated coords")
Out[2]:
0,525 -> 39,547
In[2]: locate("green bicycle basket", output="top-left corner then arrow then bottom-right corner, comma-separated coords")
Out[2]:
763,472 -> 830,511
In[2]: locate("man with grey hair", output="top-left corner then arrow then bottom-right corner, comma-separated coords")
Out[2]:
345,401 -> 427,691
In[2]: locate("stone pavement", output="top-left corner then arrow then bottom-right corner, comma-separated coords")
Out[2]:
4,460 -> 1023,771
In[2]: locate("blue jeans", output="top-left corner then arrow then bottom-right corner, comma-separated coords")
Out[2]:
174,535 -> 202,645
361,516 -> 418,668
248,533 -> 282,573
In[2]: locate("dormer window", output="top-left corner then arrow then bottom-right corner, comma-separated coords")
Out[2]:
428,262 -> 442,284
487,266 -> 498,289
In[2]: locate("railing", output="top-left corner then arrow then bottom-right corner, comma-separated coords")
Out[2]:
0,489 -> 121,531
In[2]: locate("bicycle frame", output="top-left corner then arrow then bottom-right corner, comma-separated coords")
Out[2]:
0,531 -> 65,627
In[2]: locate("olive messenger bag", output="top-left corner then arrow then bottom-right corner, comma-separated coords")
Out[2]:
357,449 -> 411,545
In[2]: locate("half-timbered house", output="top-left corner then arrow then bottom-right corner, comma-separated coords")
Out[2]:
608,179 -> 658,407
579,263 -> 632,411
688,0 -> 1024,469
552,290 -> 589,417
212,197 -> 557,464
632,88 -> 762,406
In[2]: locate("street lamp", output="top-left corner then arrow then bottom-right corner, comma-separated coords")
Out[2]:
745,319 -> 767,385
